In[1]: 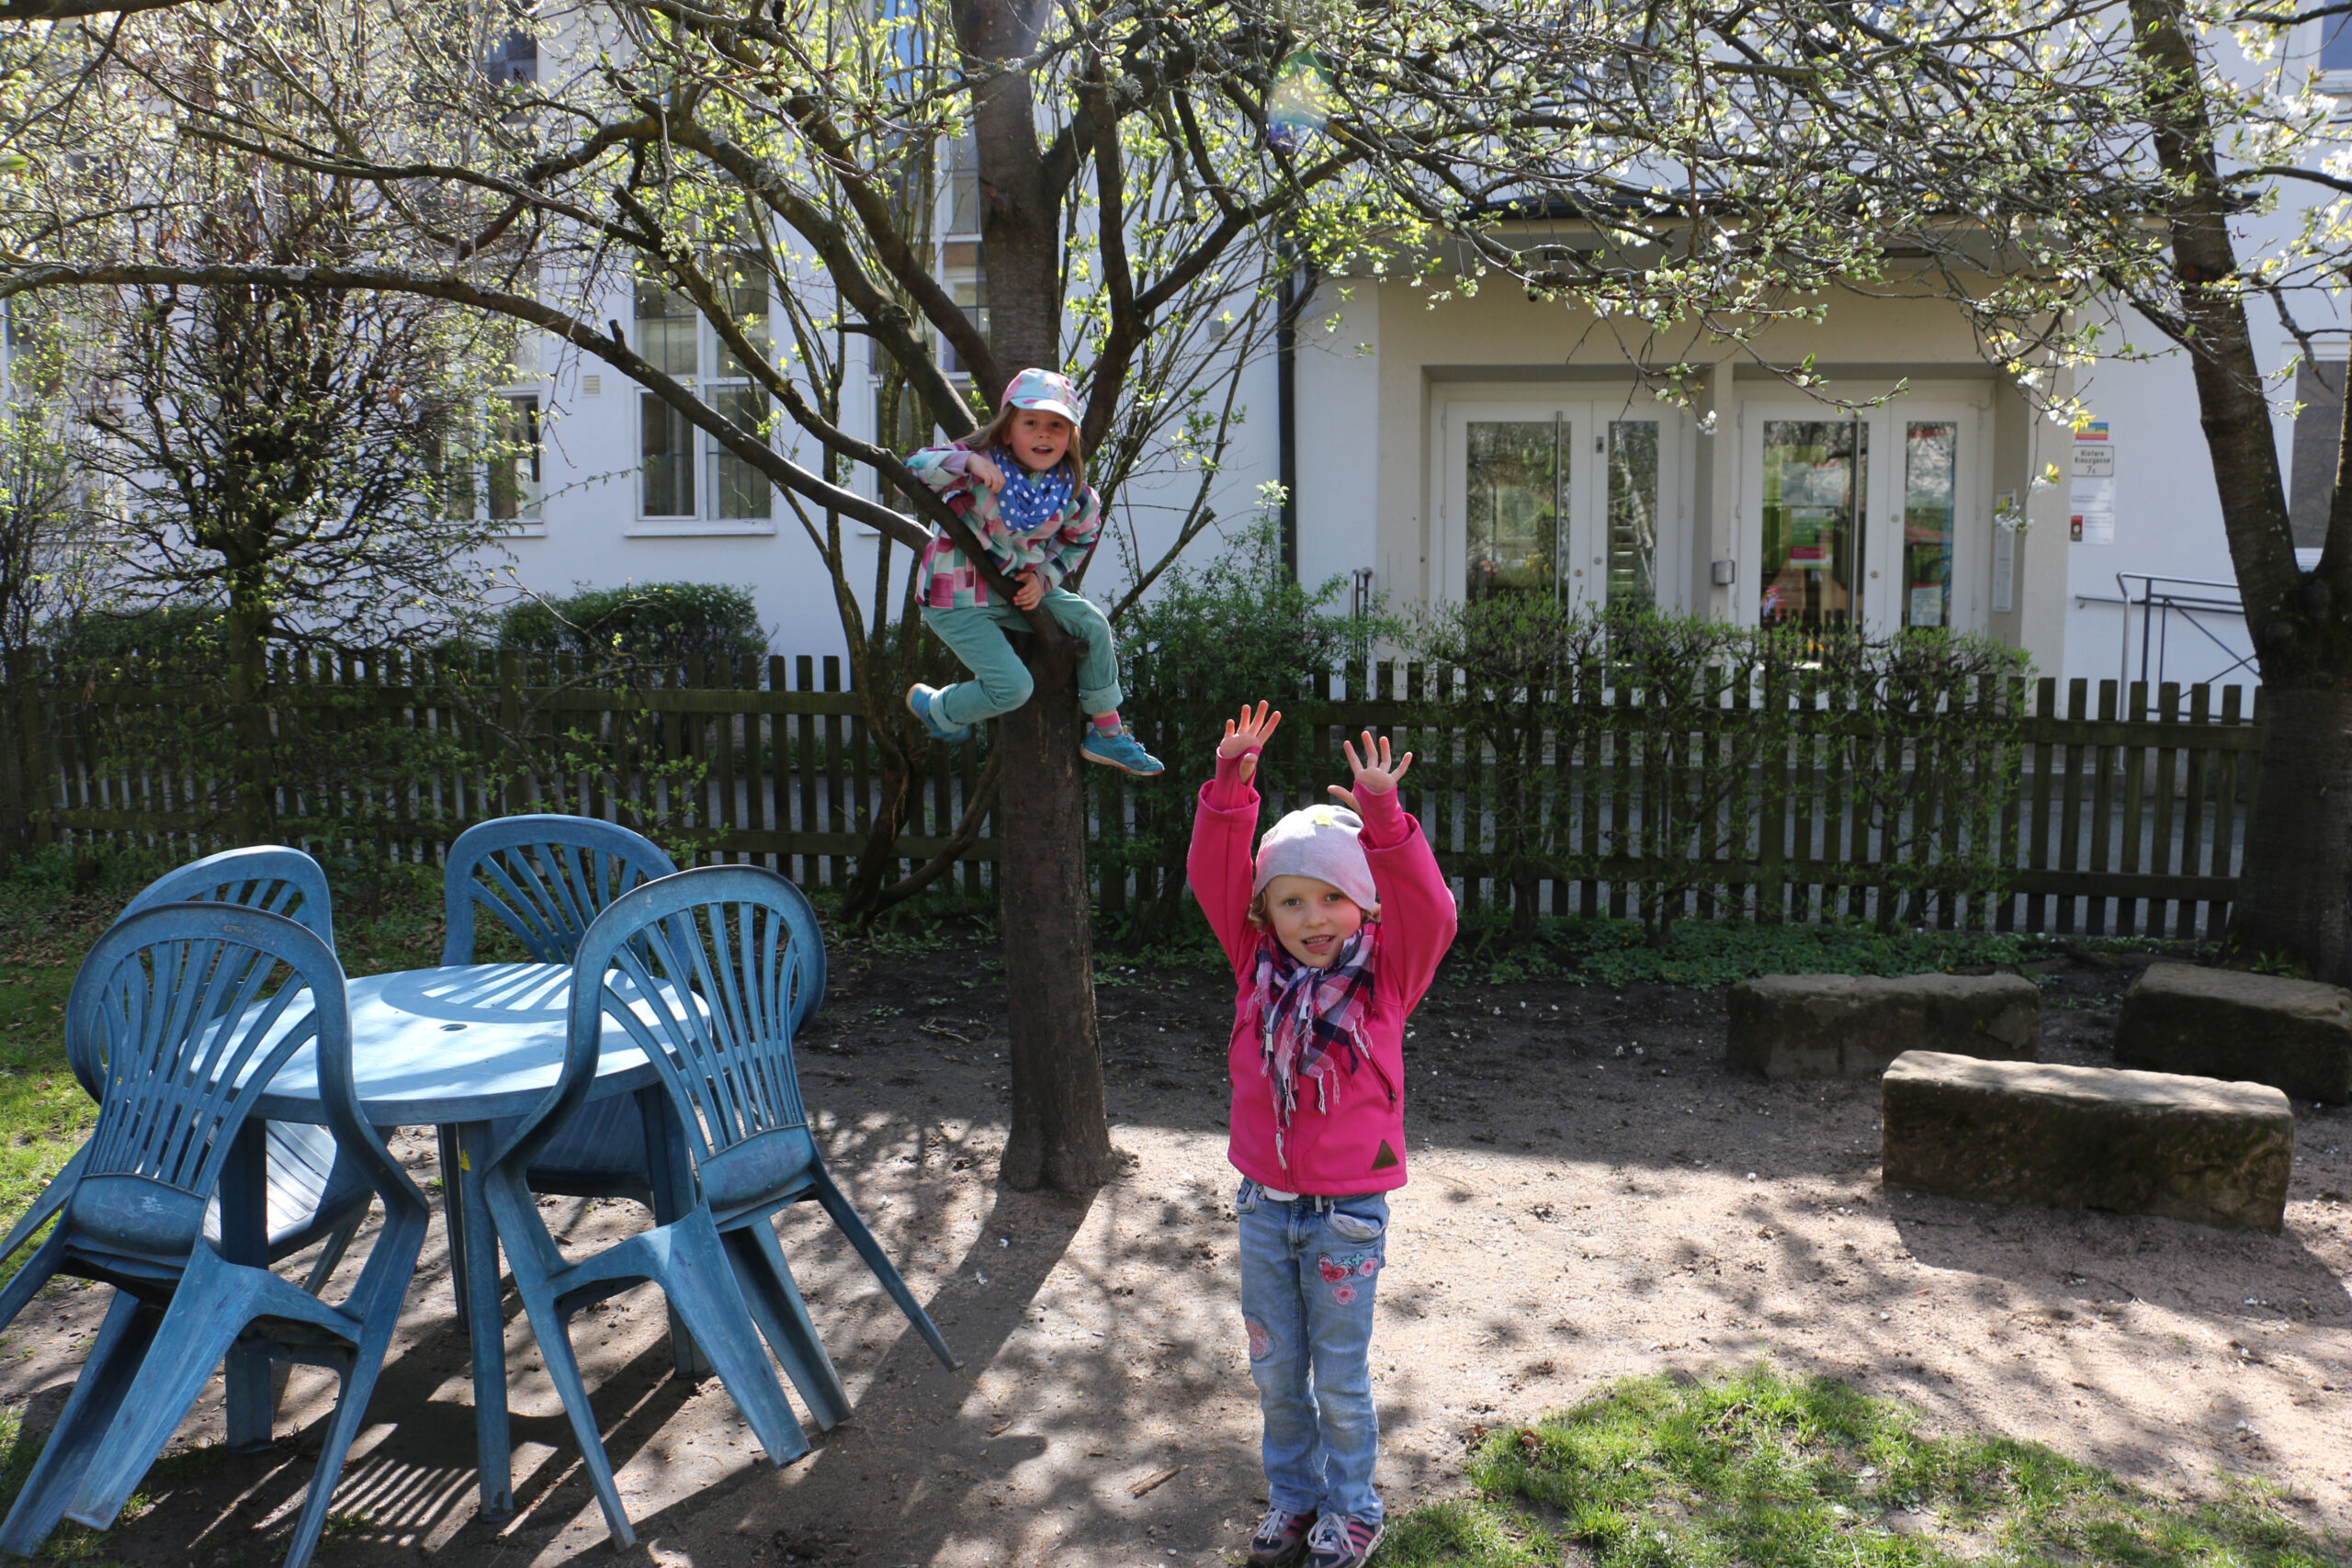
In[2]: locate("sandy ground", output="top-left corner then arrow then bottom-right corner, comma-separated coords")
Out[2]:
1,941 -> 2346,1566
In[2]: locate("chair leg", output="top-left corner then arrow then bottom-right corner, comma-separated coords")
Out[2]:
436,1123 -> 470,1337
300,1213 -> 366,1297
274,1311 -> 397,1566
276,1205 -> 429,1568
0,1224 -> 71,1339
504,1268 -> 638,1549
654,1218 -> 809,1470
808,1169 -> 959,1371
63,1248 -> 274,1530
0,1290 -> 161,1556
723,1222 -> 849,1429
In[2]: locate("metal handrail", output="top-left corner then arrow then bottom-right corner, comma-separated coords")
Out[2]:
2114,571 -> 2255,689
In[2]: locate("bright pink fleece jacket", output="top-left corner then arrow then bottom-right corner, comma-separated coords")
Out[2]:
1188,751 -> 1458,1194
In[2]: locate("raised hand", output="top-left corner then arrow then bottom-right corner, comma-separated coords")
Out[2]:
966,452 -> 1007,493
1217,701 -> 1283,785
1329,729 -> 1414,813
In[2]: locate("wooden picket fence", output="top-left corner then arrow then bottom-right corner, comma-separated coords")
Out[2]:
0,650 -> 2263,938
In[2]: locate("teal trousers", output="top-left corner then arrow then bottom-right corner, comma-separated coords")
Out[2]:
922,588 -> 1124,728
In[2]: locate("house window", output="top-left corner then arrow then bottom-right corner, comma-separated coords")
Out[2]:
487,395 -> 541,521
1901,421 -> 1958,628
939,241 -> 988,380
1759,420 -> 1867,631
2290,361 -> 2344,550
946,135 -> 981,237
2327,15 -> 2352,71
435,392 -> 542,524
1465,419 -> 1563,603
2318,15 -> 2352,95
1606,421 -> 1659,609
635,277 -> 773,522
485,28 -> 537,86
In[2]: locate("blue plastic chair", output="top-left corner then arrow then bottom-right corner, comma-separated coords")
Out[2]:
483,865 -> 862,1545
0,906 -> 429,1568
441,814 -> 680,967
0,848 -> 373,1303
483,856 -> 827,1203
443,818 -> 688,1236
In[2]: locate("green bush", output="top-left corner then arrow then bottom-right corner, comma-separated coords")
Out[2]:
498,581 -> 766,675
41,605 -> 226,667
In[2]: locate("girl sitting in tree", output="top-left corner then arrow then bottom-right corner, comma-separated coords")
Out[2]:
900,367 -> 1162,777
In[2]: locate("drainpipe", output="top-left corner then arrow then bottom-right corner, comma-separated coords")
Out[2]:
1277,241 -> 1299,582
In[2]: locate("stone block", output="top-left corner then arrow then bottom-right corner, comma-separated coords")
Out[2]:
1725,972 -> 2040,1079
1882,1051 -> 2293,1233
2114,963 -> 2352,1104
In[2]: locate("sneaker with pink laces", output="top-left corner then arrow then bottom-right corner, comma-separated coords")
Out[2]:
1245,1506 -> 1317,1567
1305,1512 -> 1385,1568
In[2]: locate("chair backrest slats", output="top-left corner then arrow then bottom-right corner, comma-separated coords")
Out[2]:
497,865 -> 822,1181
78,847 -> 340,1105
118,846 -> 335,947
71,909 -> 334,1203
443,816 -> 678,965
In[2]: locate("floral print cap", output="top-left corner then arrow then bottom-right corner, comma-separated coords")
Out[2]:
1003,367 -> 1082,423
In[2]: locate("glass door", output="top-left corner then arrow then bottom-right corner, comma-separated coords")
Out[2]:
1900,421 -> 1958,629
1465,417 -> 1566,602
1758,419 -> 1866,631
1442,395 -> 1684,613
1738,388 -> 1988,633
1605,419 -> 1660,610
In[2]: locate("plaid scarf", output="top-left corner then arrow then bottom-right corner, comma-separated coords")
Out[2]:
991,449 -> 1076,533
1253,926 -> 1378,1168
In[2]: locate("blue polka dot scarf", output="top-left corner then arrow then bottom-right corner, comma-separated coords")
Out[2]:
991,448 -> 1075,532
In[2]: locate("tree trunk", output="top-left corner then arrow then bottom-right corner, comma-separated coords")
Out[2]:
2231,687 -> 2352,979
225,589 -> 275,843
995,635 -> 1114,1189
2127,0 -> 2352,979
956,0 -> 1117,1190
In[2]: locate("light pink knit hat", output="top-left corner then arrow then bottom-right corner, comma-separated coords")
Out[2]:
1251,804 -> 1380,911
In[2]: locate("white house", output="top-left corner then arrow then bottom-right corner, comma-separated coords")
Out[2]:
340,20 -> 2352,695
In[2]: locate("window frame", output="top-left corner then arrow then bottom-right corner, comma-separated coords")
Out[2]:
628,277 -> 779,536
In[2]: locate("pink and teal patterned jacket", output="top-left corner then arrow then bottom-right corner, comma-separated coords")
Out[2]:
905,443 -> 1103,610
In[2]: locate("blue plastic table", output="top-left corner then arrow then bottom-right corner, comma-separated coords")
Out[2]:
230,962 -> 699,1517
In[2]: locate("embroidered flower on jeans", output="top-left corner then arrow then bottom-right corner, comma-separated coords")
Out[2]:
1331,1283 -> 1359,1305
1318,1256 -> 1355,1284
1356,1257 -> 1380,1278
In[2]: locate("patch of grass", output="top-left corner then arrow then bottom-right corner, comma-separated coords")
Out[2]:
0,1397 -> 198,1562
1380,1365 -> 2349,1568
1467,915 -> 2182,988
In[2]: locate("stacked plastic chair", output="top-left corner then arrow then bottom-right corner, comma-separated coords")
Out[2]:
0,905 -> 428,1568
0,849 -> 374,1338
443,816 -> 677,1205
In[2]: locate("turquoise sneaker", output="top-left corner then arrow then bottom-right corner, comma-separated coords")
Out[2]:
1080,723 -> 1164,777
905,683 -> 971,744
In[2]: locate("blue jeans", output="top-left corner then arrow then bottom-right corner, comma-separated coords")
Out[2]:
1236,1179 -> 1389,1525
921,589 -> 1124,728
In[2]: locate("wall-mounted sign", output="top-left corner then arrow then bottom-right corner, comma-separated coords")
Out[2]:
2069,422 -> 2115,544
